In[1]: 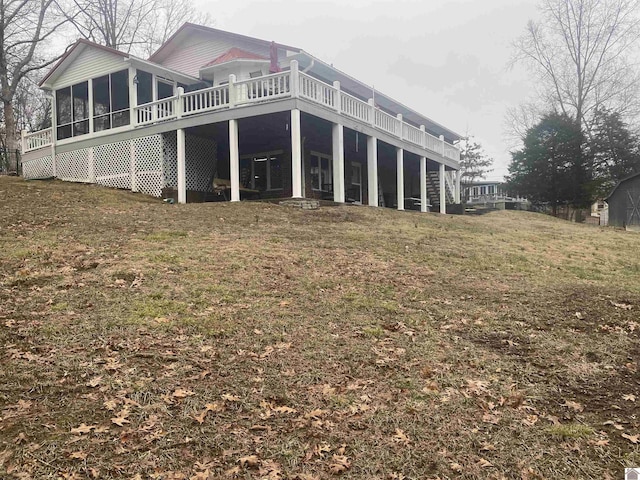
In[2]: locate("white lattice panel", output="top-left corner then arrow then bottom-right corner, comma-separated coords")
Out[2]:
95,140 -> 131,190
162,132 -> 177,188
22,155 -> 53,180
133,135 -> 163,197
56,149 -> 91,182
161,132 -> 217,192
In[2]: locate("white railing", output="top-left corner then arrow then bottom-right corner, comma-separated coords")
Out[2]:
233,71 -> 291,106
23,128 -> 53,152
375,109 -> 400,136
27,61 -> 460,164
425,133 -> 441,154
340,91 -> 371,123
182,85 -> 229,115
403,123 -> 423,147
135,96 -> 178,126
444,143 -> 460,161
299,72 -> 337,109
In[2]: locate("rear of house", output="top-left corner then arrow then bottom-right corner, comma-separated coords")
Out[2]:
21,23 -> 463,213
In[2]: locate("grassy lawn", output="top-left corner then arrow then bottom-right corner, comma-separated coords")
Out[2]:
0,176 -> 638,479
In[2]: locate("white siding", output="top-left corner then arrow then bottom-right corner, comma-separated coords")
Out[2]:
159,31 -> 271,78
55,47 -> 127,88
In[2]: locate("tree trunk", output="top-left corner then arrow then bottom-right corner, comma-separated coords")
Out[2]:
3,97 -> 18,172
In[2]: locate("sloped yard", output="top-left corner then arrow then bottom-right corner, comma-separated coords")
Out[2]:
0,176 -> 639,479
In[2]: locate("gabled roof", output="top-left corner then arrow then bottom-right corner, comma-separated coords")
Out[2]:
605,171 -> 640,201
39,38 -> 201,90
201,48 -> 268,68
149,22 -> 301,63
39,39 -> 129,88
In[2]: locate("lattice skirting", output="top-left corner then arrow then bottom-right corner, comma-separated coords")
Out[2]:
22,133 -> 217,199
162,132 -> 217,192
22,154 -> 54,179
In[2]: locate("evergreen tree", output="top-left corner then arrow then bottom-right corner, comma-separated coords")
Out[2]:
589,108 -> 640,197
506,113 -> 591,214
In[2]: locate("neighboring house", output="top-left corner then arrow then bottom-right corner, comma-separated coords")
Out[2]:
604,171 -> 640,230
20,23 -> 462,212
464,181 -> 529,210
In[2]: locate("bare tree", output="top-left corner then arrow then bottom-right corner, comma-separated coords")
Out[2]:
0,0 -> 67,170
512,0 -> 640,133
63,0 -> 211,57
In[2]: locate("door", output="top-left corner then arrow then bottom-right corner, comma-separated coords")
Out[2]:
350,162 -> 362,204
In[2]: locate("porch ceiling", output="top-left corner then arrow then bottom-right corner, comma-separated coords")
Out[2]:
287,52 -> 462,144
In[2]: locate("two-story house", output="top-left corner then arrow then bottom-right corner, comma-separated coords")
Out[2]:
21,23 -> 462,212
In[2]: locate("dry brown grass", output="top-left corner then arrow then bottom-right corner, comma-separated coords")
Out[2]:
0,176 -> 639,479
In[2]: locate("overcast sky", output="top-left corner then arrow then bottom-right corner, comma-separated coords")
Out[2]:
196,0 -> 541,180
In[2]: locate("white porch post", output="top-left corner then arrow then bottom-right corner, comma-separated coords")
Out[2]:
88,78 -> 94,133
396,147 -> 404,211
332,123 -> 345,203
128,66 -> 136,126
455,170 -> 461,204
177,128 -> 186,204
130,141 -> 137,192
20,130 -> 26,154
51,93 -> 57,178
367,135 -> 378,206
229,119 -> 240,202
420,156 -> 427,213
439,162 -> 446,214
88,147 -> 96,183
291,109 -> 303,198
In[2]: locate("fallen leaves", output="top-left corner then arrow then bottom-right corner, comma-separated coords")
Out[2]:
621,433 -> 639,444
392,428 -> 410,446
328,455 -> 351,475
70,423 -> 96,435
173,388 -> 195,399
562,400 -> 584,412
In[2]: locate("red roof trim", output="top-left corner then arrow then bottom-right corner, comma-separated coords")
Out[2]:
201,47 -> 268,68
39,39 -> 130,87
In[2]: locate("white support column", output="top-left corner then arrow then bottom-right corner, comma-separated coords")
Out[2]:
229,119 -> 240,202
290,60 -> 299,98
420,156 -> 427,213
51,93 -> 57,177
368,99 -> 376,127
439,134 -> 445,156
177,128 -> 186,204
397,148 -> 404,211
88,78 -> 94,133
367,135 -> 378,207
130,141 -> 137,192
291,109 -> 303,198
176,87 -> 184,119
151,74 -> 158,122
228,74 -> 236,108
439,162 -> 446,214
88,147 -> 96,183
455,170 -> 461,204
333,81 -> 341,112
128,66 -> 136,127
332,123 -> 345,203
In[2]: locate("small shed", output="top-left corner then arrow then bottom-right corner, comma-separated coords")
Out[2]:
605,172 -> 640,230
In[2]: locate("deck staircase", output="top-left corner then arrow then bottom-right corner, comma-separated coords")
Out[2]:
426,170 -> 455,210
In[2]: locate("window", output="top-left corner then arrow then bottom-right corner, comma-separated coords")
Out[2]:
487,185 -> 495,194
310,153 -> 332,192
93,69 -> 130,132
157,78 -> 174,100
56,81 -> 89,140
240,151 -> 283,191
480,186 -> 487,195
136,70 -> 153,105
249,70 -> 263,78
